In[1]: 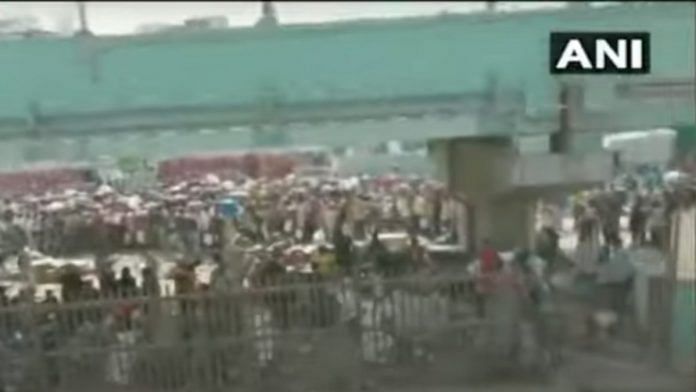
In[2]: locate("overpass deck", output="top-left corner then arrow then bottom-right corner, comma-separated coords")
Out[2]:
0,2 -> 693,165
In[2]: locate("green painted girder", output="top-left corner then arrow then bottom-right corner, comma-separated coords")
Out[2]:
0,2 -> 693,141
0,92 -> 494,139
0,112 -> 482,167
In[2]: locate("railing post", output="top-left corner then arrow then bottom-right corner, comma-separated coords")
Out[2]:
26,300 -> 49,391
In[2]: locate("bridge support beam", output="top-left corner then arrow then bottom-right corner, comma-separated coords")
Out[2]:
430,135 -> 613,252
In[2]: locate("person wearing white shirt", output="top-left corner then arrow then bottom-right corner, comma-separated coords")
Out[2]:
412,193 -> 428,233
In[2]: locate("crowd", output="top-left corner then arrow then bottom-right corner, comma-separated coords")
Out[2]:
570,184 -> 687,273
0,173 -> 464,256
554,177 -> 696,341
0,171 -> 472,307
3,164 -> 691,389
0,170 -> 488,389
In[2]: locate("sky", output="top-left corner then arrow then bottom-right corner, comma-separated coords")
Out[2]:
1,1 -> 571,35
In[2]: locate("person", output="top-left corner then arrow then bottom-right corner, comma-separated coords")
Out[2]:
141,266 -> 160,297
43,289 -> 59,305
471,239 -> 501,318
314,245 -> 337,277
575,203 -> 602,276
486,256 -> 530,365
598,192 -> 622,247
0,209 -> 28,261
646,198 -> 667,250
407,232 -> 429,272
367,228 -> 392,276
412,190 -> 428,235
172,261 -> 197,296
595,238 -> 636,335
118,267 -> 137,298
514,249 -> 547,308
536,225 -> 560,269
0,286 -> 8,307
431,187 -> 443,237
352,193 -> 370,240
629,195 -> 647,246
302,195 -> 321,243
333,204 -> 354,274
98,265 -> 118,298
478,239 -> 501,274
60,267 -> 86,303
172,260 -> 200,339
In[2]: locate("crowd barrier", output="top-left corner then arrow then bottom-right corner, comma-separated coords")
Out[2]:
0,271 -> 566,392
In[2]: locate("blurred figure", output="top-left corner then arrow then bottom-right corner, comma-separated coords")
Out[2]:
485,256 -> 530,366
43,290 -> 59,305
629,195 -> 647,246
575,202 -> 602,276
141,266 -> 160,297
118,267 -> 137,297
647,197 -> 667,249
471,239 -> 502,318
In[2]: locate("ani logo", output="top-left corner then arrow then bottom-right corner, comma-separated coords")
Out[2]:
550,32 -> 650,74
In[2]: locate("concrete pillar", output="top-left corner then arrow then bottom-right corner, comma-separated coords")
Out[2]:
429,130 -> 613,252
431,137 -> 535,251
469,196 -> 534,251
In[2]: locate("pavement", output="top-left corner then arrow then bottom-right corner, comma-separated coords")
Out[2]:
376,348 -> 695,392
560,350 -> 695,392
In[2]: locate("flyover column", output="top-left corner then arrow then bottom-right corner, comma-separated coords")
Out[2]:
431,137 -> 535,251
466,193 -> 535,252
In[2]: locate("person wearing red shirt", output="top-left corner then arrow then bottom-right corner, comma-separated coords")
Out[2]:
479,239 -> 501,273
474,239 -> 501,317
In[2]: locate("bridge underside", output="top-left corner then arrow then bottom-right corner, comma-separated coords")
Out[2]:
0,82 -> 693,169
0,2 -> 692,167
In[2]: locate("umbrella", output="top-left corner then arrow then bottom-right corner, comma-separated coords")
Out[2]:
187,200 -> 204,208
96,184 -> 114,196
64,189 -> 78,197
45,201 -> 65,212
217,198 -> 244,219
125,195 -> 142,210
204,173 -> 221,185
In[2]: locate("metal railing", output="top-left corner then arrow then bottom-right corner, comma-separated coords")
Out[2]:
1,271 -> 564,392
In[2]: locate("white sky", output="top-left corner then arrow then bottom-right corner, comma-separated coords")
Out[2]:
1,1 -> 571,35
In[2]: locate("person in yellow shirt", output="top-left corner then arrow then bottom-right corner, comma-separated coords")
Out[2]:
313,245 -> 338,277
